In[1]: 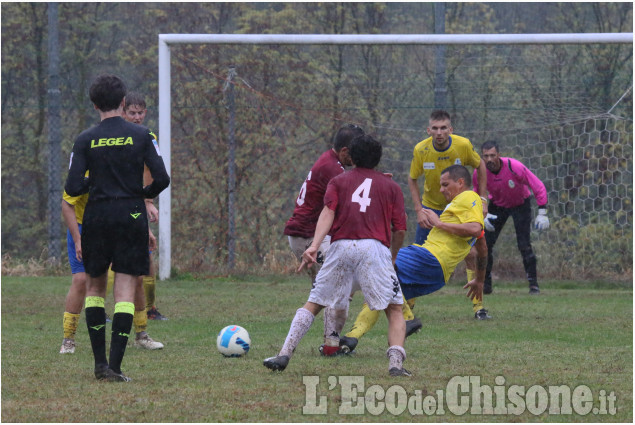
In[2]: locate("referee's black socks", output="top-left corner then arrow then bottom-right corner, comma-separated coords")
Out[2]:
109,302 -> 135,374
85,296 -> 108,367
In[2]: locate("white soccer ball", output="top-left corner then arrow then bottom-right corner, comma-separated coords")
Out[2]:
216,325 -> 251,357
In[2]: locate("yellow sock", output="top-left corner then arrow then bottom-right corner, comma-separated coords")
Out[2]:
106,267 -> 115,296
407,298 -> 416,311
401,295 -> 415,321
143,275 -> 156,311
133,309 -> 148,334
466,269 -> 483,312
472,296 -> 483,313
63,312 -> 80,339
466,268 -> 475,283
345,303 -> 380,340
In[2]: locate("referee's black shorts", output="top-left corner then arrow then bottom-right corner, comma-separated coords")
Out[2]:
81,198 -> 150,277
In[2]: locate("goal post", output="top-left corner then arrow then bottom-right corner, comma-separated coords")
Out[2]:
157,32 -> 633,280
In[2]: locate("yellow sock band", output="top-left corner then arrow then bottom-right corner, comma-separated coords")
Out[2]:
114,301 -> 135,316
85,296 -> 105,309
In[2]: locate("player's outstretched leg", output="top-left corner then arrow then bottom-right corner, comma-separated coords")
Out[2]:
264,307 -> 315,372
341,303 -> 380,351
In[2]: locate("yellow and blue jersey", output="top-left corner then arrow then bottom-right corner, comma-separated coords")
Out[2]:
422,190 -> 484,282
409,135 -> 481,210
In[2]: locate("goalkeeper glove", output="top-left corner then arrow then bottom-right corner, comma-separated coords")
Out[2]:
534,208 -> 550,230
484,213 -> 498,232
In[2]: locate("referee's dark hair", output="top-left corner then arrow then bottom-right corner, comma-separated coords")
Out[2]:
350,134 -> 382,169
333,123 -> 364,152
89,74 -> 127,112
441,164 -> 472,188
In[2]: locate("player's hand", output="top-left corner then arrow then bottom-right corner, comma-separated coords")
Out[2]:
146,201 -> 159,222
75,240 -> 83,262
534,208 -> 550,230
464,279 -> 483,302
148,229 -> 157,251
382,172 -> 393,179
484,213 -> 498,232
418,208 -> 440,229
298,246 -> 318,272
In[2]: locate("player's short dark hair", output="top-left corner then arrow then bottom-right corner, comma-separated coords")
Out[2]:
333,123 -> 364,152
481,140 -> 499,152
89,74 -> 127,112
125,91 -> 146,110
441,164 -> 472,188
430,110 -> 451,122
350,134 -> 382,169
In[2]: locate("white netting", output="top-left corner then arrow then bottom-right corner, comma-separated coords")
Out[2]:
163,43 -> 632,280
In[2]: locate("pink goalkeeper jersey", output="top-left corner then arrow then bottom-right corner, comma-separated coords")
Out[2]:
473,157 -> 548,208
324,168 -> 407,248
284,149 -> 345,238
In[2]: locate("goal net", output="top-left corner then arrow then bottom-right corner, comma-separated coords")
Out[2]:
157,34 -> 632,282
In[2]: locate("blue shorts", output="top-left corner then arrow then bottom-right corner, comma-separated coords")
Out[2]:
66,225 -> 85,274
396,244 -> 446,300
414,206 -> 444,245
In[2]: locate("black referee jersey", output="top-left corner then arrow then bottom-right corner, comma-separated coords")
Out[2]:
65,116 -> 169,200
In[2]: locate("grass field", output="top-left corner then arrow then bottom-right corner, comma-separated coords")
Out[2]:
1,275 -> 632,422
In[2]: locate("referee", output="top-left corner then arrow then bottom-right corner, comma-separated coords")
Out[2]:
65,74 -> 170,382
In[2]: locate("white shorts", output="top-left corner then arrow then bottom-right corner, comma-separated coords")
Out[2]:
308,239 -> 403,311
288,235 -> 331,275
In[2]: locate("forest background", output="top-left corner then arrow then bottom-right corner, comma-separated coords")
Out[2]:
1,2 -> 632,282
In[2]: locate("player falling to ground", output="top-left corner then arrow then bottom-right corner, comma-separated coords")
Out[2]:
65,74 -> 170,382
264,134 -> 412,376
473,140 -> 549,294
340,165 -> 487,353
342,111 -> 491,345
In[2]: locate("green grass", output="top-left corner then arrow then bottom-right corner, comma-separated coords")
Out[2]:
1,275 -> 632,422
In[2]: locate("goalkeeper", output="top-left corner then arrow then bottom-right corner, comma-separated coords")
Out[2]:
339,165 -> 487,353
473,140 -> 549,295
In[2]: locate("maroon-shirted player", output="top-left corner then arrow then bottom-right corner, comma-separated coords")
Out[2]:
265,134 -> 411,377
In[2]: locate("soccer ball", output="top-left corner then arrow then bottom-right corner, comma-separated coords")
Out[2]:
216,325 -> 251,357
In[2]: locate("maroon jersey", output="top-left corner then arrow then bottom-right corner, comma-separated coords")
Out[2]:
324,168 -> 407,248
284,149 -> 345,238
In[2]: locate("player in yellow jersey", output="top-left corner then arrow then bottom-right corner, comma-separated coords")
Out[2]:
340,165 -> 487,352
343,111 -> 490,347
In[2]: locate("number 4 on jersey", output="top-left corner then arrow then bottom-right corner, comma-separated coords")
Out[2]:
352,178 -> 373,212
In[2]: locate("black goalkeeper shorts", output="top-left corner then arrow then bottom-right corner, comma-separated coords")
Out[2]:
81,198 -> 149,277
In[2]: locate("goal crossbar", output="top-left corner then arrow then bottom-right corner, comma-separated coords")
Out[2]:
157,32 -> 633,279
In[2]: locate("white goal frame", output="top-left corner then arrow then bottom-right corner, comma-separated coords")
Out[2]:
157,32 -> 633,280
